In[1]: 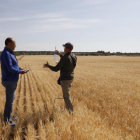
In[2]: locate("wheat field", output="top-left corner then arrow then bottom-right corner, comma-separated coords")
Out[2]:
0,55 -> 140,140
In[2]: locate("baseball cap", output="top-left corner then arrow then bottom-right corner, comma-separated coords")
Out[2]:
63,42 -> 73,50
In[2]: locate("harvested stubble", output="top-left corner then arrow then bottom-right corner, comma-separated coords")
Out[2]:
0,55 -> 140,140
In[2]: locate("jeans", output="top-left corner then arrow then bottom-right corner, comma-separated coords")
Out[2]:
61,80 -> 73,112
2,81 -> 17,122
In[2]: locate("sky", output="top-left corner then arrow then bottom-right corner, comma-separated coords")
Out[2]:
0,0 -> 140,53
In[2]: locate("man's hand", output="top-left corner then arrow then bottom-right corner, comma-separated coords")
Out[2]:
19,67 -> 24,70
20,67 -> 27,71
21,70 -> 27,74
43,62 -> 49,68
55,50 -> 61,56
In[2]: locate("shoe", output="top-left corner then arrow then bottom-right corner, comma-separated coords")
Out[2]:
69,109 -> 74,115
11,115 -> 18,119
12,116 -> 18,119
10,121 -> 15,126
4,120 -> 15,126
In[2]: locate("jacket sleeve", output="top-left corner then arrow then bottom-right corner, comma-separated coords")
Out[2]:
48,55 -> 67,72
3,52 -> 21,74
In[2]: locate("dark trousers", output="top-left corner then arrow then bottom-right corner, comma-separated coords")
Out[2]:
2,81 -> 17,122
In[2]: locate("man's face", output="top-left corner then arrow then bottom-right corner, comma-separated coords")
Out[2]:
64,46 -> 72,53
9,40 -> 16,51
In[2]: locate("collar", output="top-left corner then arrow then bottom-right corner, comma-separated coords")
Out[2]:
4,47 -> 14,54
65,52 -> 71,55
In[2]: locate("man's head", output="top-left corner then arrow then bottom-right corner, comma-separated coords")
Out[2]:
5,37 -> 16,51
63,42 -> 73,53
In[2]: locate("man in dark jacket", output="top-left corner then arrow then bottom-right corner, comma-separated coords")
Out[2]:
43,42 -> 77,112
1,37 -> 27,126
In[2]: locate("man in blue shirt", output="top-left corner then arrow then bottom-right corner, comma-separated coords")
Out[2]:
1,37 -> 27,126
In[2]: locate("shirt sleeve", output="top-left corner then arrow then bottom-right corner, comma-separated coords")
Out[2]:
48,55 -> 67,72
60,54 -> 63,57
3,52 -> 21,74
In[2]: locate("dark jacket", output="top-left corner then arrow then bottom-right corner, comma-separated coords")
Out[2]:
1,47 -> 21,81
48,52 -> 77,80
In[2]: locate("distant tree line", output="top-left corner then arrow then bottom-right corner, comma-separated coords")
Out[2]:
13,51 -> 55,55
74,51 -> 140,56
0,51 -> 140,56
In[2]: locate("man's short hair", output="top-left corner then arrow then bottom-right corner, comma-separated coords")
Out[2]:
5,37 -> 13,46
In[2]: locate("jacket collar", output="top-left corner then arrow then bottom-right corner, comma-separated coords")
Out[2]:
65,52 -> 71,55
4,47 -> 14,54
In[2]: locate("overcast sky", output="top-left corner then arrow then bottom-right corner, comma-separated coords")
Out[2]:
0,0 -> 140,52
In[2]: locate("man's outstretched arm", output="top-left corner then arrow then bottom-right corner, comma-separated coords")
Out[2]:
43,55 -> 67,72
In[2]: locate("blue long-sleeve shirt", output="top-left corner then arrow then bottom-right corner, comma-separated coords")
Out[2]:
0,47 -> 21,81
